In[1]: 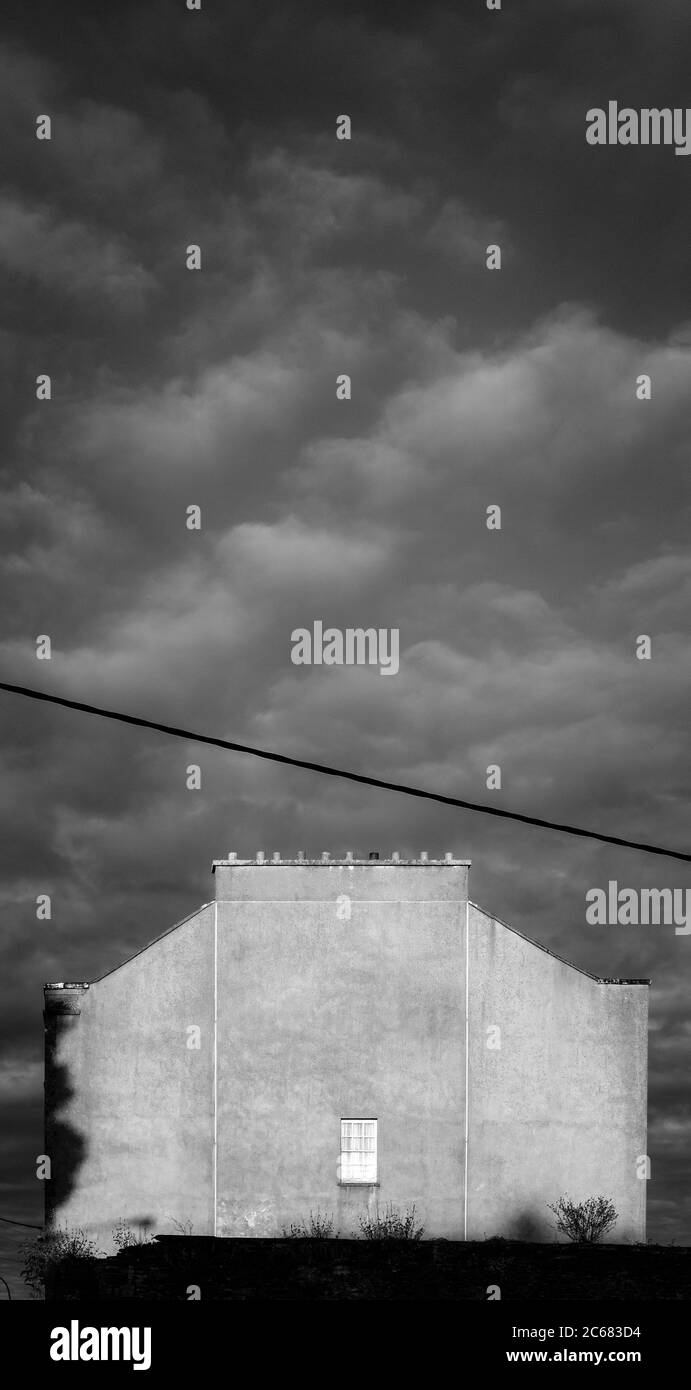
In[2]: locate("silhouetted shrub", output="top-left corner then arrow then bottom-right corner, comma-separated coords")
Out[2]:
357,1203 -> 424,1241
20,1227 -> 101,1298
168,1218 -> 194,1236
548,1195 -> 618,1244
112,1219 -> 155,1250
283,1209 -> 339,1238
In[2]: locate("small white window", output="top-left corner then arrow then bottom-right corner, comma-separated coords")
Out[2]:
340,1118 -> 377,1184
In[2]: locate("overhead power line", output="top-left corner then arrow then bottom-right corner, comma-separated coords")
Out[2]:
0,1215 -> 42,1229
0,679 -> 689,863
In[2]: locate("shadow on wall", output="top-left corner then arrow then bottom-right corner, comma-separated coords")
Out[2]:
507,1209 -> 554,1242
44,1040 -> 87,1227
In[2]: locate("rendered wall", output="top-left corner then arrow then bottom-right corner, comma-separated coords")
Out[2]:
466,904 -> 648,1243
214,861 -> 469,1237
44,865 -> 648,1249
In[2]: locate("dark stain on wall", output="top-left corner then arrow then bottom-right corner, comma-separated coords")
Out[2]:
44,995 -> 87,1225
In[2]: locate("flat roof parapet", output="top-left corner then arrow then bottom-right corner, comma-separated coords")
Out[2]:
43,982 -> 90,990
213,853 -> 471,870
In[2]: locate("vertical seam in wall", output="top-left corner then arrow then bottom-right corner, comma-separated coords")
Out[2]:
213,900 -> 218,1238
464,897 -> 469,1241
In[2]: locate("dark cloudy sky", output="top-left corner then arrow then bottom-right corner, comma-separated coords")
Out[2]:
1,0 -> 690,1295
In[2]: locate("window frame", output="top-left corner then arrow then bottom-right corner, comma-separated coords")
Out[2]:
338,1117 -> 379,1186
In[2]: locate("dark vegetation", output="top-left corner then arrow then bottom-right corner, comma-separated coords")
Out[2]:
39,1234 -> 691,1301
548,1195 -> 619,1244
